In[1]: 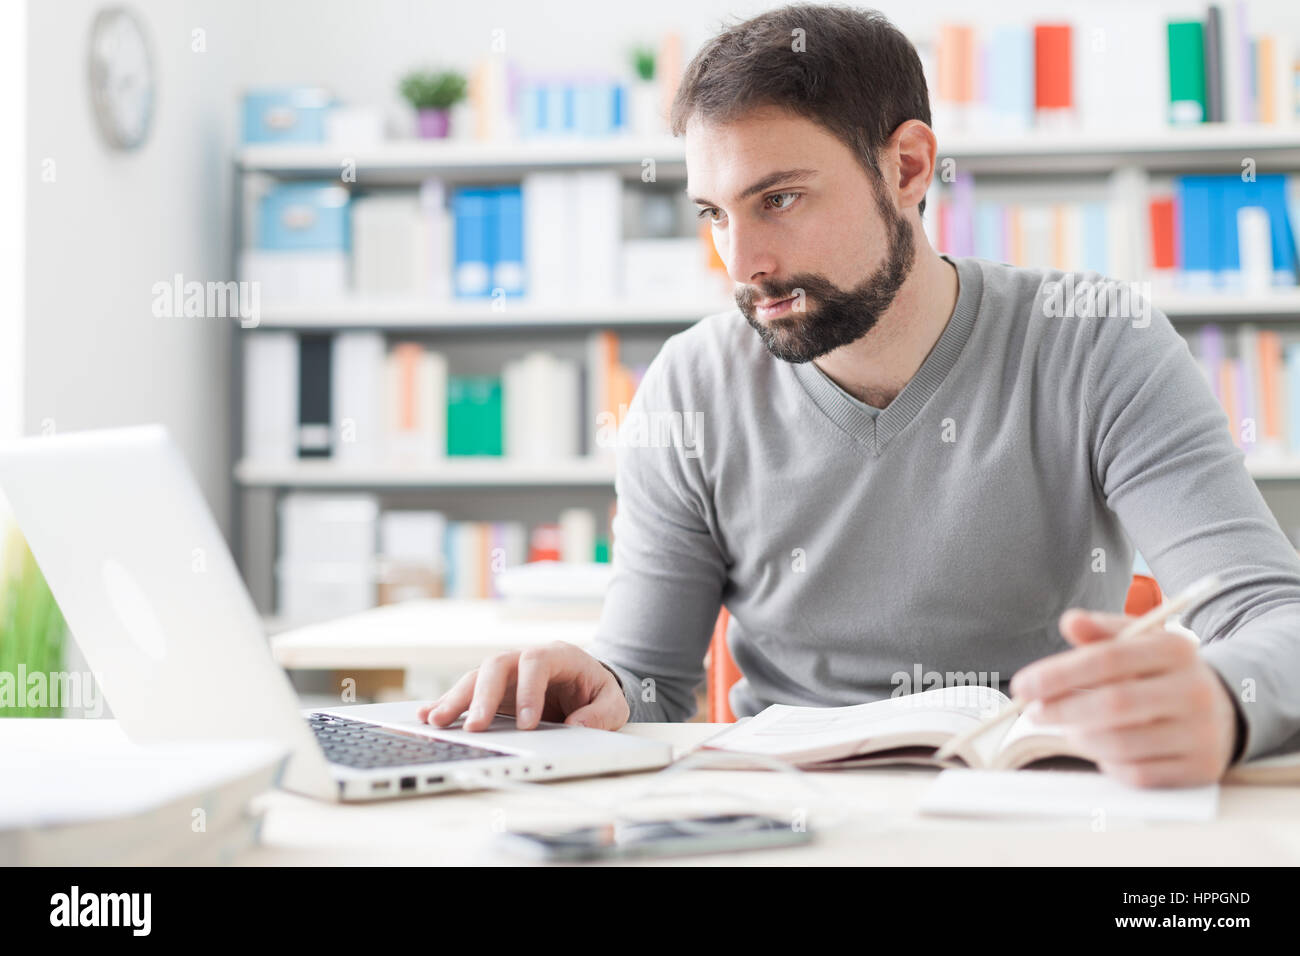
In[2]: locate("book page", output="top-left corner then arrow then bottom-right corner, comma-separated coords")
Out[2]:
703,685 -> 1013,763
993,704 -> 1093,769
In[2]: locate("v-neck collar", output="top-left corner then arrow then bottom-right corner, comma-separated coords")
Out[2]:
789,254 -> 983,456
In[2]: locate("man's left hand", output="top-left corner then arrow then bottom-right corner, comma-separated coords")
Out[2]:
1008,609 -> 1241,787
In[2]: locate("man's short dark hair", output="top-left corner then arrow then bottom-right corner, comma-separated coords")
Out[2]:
670,3 -> 932,217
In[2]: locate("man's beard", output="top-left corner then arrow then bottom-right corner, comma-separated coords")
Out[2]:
735,179 -> 916,364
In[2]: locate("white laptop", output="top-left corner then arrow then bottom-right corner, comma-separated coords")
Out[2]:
0,425 -> 672,802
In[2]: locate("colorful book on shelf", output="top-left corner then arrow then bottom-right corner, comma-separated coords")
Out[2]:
452,184 -> 525,300
447,376 -> 503,456
1194,324 -> 1300,456
385,341 -> 447,463
1033,24 -> 1072,121
1168,20 -> 1208,124
297,334 -> 332,458
927,7 -> 1295,131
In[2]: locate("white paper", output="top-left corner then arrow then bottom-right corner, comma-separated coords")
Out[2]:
919,768 -> 1219,822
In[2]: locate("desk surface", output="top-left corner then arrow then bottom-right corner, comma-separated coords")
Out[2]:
245,722 -> 1300,866
269,599 -> 596,672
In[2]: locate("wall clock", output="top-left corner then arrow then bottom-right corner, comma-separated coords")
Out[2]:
88,6 -> 155,150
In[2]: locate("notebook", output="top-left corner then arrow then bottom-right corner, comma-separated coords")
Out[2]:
919,769 -> 1219,822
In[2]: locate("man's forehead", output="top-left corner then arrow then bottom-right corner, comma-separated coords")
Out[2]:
684,113 -> 833,202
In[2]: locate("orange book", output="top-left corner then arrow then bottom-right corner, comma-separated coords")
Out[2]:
1219,360 -> 1241,447
1148,198 -> 1177,270
393,343 -> 421,431
1257,36 -> 1276,124
938,24 -> 974,104
1034,24 -> 1073,110
1258,330 -> 1284,444
476,523 -> 490,599
1051,205 -> 1067,269
1006,206 -> 1023,266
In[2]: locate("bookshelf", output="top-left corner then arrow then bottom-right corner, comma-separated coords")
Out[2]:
231,123 -> 1300,622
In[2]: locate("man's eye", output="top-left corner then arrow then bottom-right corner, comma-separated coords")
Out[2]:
696,206 -> 722,223
767,192 -> 799,210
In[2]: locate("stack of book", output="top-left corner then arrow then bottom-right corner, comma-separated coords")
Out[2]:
1148,173 -> 1299,292
923,3 -> 1297,135
1191,324 -> 1300,456
351,182 -> 451,299
275,499 -> 609,616
242,330 -> 648,465
246,172 -> 727,307
927,172 -> 1300,291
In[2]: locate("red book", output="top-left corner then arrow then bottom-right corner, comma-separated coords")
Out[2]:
1148,198 -> 1177,270
1034,24 -> 1073,110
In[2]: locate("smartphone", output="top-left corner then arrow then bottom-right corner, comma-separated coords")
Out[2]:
496,813 -> 812,862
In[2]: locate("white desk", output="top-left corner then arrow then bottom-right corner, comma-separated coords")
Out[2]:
268,599 -> 598,674
244,723 -> 1300,866
7,718 -> 1298,865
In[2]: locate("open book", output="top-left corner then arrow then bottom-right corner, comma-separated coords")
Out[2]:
699,685 -> 1095,771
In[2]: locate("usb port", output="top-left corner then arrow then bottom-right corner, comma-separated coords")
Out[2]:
425,776 -> 444,785
372,780 -> 392,791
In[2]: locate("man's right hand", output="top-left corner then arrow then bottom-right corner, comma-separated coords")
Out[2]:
416,641 -> 632,732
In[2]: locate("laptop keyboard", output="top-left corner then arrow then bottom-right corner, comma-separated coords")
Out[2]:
307,712 -> 510,770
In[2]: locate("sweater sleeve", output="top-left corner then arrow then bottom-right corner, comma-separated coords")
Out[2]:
1085,291 -> 1300,763
587,336 -> 728,722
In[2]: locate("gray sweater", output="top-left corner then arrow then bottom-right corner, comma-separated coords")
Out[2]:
590,254 -> 1300,764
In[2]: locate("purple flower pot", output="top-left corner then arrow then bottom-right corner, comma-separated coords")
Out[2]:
416,108 -> 451,139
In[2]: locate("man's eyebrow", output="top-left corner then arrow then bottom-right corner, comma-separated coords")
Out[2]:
687,168 -> 817,207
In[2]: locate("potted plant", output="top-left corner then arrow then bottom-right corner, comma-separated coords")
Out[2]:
0,522 -> 67,718
629,45 -> 660,137
399,69 -> 468,139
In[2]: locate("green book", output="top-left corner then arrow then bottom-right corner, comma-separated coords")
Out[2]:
447,376 -> 502,456
1167,21 -> 1206,124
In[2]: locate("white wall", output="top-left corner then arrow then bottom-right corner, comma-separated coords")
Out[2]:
24,0 -> 243,533
1,2 -> 26,450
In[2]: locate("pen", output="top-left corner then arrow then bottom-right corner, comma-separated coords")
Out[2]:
932,573 -> 1223,764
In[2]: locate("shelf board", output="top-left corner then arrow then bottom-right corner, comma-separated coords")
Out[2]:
247,298 -> 732,329
1157,291 -> 1300,319
236,455 -> 1300,487
239,291 -> 1300,330
238,125 -> 1300,178
235,457 -> 618,488
936,124 -> 1300,173
238,135 -> 689,178
1245,457 -> 1300,480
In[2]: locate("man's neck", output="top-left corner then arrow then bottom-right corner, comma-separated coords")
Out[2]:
812,244 -> 960,409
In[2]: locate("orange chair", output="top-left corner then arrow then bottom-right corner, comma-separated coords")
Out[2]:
705,573 -> 1163,723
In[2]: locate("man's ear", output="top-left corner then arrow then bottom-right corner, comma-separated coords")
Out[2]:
886,119 -> 937,213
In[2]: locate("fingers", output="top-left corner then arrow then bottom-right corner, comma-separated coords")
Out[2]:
417,643 -> 628,732
1065,716 -> 1196,765
1057,608 -> 1137,646
564,681 -> 628,730
514,646 -> 557,730
1011,629 -> 1198,701
422,668 -> 480,727
1032,669 -> 1212,731
463,652 -> 520,731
